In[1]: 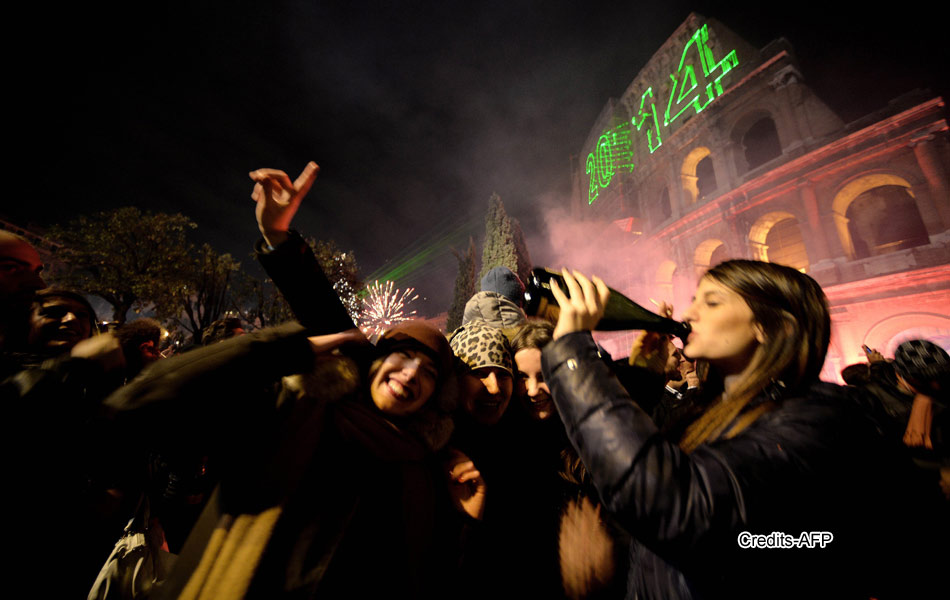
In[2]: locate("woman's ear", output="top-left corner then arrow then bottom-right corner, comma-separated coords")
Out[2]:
753,322 -> 766,344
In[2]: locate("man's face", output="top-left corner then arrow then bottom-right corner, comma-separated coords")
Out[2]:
0,238 -> 45,310
460,366 -> 513,425
665,341 -> 683,382
678,352 -> 695,379
28,296 -> 94,352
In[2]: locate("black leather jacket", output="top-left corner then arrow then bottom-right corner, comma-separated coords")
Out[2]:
542,332 -> 945,600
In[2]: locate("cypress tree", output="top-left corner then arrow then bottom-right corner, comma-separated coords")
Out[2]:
447,237 -> 478,332
480,193 -> 519,281
511,217 -> 533,281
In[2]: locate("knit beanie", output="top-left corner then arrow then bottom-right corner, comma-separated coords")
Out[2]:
376,320 -> 454,385
480,266 -> 525,308
894,339 -> 950,392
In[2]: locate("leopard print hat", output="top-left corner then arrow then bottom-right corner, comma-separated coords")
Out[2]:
449,318 -> 513,374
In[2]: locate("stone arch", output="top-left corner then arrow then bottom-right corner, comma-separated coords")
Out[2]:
748,211 -> 809,270
863,312 -> 950,357
655,260 -> 677,303
830,173 -> 926,259
694,238 -> 725,277
681,147 -> 712,204
730,109 -> 783,174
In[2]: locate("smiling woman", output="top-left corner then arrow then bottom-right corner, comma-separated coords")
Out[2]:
368,320 -> 451,418
101,163 -> 474,599
511,320 -> 555,421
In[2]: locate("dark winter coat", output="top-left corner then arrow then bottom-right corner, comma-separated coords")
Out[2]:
3,350 -> 133,597
542,331 -> 946,600
104,324 -> 458,599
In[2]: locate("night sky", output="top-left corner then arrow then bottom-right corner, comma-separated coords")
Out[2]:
11,0 -> 950,317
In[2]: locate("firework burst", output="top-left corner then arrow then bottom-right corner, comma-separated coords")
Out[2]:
359,280 -> 419,340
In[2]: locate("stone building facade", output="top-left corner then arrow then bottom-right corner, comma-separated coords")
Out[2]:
571,13 -> 950,379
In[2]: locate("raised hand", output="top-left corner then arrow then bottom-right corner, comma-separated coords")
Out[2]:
628,330 -> 672,372
628,301 -> 673,371
444,448 -> 487,520
70,332 -> 126,373
550,269 -> 610,340
250,161 -> 320,247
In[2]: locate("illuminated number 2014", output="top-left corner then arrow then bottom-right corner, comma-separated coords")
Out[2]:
633,87 -> 662,154
664,24 -> 738,126
585,23 -> 739,206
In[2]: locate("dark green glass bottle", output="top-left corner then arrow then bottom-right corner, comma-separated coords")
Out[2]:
523,267 -> 691,339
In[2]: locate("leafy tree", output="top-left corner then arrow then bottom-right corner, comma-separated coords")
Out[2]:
447,236 -> 478,332
231,273 -> 294,330
308,237 -> 363,322
480,193 -> 519,281
230,237 -> 362,329
47,207 -> 195,323
152,244 -> 242,343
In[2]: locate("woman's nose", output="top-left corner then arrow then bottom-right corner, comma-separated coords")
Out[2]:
482,371 -> 500,395
402,358 -> 421,378
526,377 -> 538,397
682,301 -> 698,323
61,311 -> 78,324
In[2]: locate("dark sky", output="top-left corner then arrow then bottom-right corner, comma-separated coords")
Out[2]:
10,0 -> 950,317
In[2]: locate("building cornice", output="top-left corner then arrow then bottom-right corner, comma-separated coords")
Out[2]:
651,97 -> 948,242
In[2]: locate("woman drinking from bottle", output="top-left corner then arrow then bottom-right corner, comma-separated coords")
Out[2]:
541,262 -> 945,600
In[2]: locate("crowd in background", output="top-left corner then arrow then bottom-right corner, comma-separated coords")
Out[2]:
1,161 -> 947,599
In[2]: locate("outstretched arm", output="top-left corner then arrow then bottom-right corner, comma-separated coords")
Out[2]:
249,162 -> 357,333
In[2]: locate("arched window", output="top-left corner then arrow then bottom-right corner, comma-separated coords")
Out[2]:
696,156 -> 717,199
764,217 -> 809,271
656,187 -> 671,224
845,185 -> 928,258
681,147 -> 712,205
694,239 -> 727,277
708,243 -> 729,268
742,117 -> 782,170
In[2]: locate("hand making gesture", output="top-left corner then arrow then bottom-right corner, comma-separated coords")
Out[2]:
444,448 -> 487,520
250,161 -> 320,247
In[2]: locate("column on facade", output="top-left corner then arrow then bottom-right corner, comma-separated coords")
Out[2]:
748,240 -> 768,261
770,68 -> 808,149
668,159 -> 684,219
912,137 -> 950,231
681,173 -> 699,205
831,211 -> 855,259
712,132 -> 740,193
722,213 -> 742,261
799,182 -> 832,262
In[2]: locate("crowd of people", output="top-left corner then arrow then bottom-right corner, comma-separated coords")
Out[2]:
1,160 -> 947,599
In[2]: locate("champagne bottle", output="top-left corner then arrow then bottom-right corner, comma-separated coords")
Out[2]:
523,267 -> 691,339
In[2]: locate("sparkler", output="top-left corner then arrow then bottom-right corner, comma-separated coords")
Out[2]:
359,280 -> 419,340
